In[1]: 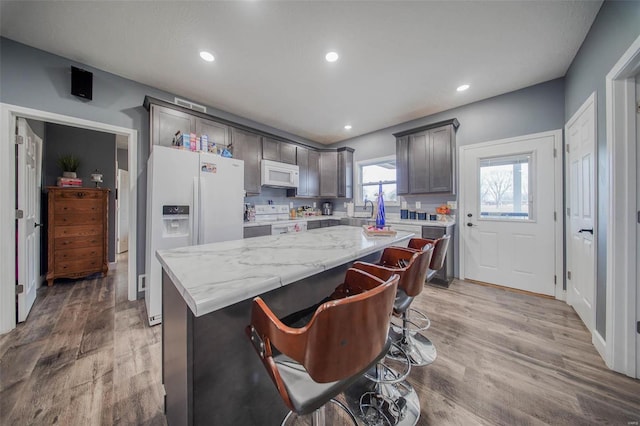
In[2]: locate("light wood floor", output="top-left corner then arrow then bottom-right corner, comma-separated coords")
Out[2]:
1,256 -> 639,425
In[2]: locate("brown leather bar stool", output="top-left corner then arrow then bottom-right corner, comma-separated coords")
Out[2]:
246,268 -> 399,426
385,237 -> 449,367
408,235 -> 451,282
346,246 -> 433,426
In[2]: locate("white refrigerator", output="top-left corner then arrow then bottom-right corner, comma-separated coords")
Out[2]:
145,146 -> 244,325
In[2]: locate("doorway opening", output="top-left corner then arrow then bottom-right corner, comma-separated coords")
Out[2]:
0,103 -> 138,334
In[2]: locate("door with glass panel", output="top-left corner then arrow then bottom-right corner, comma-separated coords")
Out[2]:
462,132 -> 559,296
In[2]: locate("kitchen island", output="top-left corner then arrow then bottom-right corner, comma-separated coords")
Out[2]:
157,225 -> 413,426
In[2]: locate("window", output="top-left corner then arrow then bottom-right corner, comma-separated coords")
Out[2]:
479,153 -> 533,220
356,155 -> 399,205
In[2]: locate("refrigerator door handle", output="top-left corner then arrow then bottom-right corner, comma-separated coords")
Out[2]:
192,177 -> 199,245
199,176 -> 205,245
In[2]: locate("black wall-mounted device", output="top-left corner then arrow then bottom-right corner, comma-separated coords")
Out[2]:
71,66 -> 93,100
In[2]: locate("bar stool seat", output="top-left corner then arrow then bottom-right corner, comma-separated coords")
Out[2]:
247,268 -> 400,425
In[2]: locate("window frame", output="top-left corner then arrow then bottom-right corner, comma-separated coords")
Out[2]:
355,155 -> 400,207
477,151 -> 536,222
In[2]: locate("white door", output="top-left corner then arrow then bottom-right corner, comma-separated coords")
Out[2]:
565,94 -> 597,331
462,132 -> 559,296
116,169 -> 129,254
636,75 -> 639,377
16,118 -> 42,322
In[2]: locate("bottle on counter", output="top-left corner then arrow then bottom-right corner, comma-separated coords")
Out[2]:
375,181 -> 385,229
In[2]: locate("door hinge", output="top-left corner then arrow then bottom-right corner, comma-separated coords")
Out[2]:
553,148 -> 557,158
637,321 -> 640,334
16,284 -> 24,294
16,209 -> 24,219
554,211 -> 557,221
567,207 -> 571,216
15,135 -> 24,145
567,271 -> 572,280
554,275 -> 557,285
566,144 -> 570,153
637,211 -> 640,224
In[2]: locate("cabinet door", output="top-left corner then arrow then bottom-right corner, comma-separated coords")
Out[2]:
280,143 -> 297,165
151,105 -> 194,148
337,149 -> 353,198
408,131 -> 430,194
232,128 -> 262,195
295,146 -> 309,196
428,126 -> 453,193
262,137 -> 280,161
308,150 -> 320,197
396,136 -> 409,195
195,118 -> 229,148
319,151 -> 338,197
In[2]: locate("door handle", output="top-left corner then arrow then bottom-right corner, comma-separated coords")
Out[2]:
467,222 -> 475,227
578,228 -> 594,235
34,223 -> 43,228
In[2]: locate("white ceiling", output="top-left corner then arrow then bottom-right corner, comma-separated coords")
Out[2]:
0,1 -> 602,144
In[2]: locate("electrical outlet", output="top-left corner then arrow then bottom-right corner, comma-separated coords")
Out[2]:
289,202 -> 293,209
313,202 -> 317,208
415,201 -> 421,209
344,202 -> 347,208
138,274 -> 146,292
447,201 -> 457,209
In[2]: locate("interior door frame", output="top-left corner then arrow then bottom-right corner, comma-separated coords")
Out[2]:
458,129 -> 564,300
0,103 -> 138,334
605,34 -> 640,378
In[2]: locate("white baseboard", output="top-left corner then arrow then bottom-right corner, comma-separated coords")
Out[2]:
592,329 -> 609,367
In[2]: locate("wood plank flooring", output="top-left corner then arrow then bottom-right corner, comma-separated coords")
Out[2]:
1,256 -> 639,425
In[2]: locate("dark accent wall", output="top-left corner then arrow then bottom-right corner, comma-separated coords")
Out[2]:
0,37 -> 321,284
564,0 -> 640,338
44,123 -> 117,262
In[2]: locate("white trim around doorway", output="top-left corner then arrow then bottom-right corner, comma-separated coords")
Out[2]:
605,34 -> 640,379
0,103 -> 138,334
458,129 -> 564,301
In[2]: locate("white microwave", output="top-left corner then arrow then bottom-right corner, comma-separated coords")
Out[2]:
261,159 -> 299,188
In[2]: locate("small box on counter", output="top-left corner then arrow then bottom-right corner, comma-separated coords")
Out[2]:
190,133 -> 197,151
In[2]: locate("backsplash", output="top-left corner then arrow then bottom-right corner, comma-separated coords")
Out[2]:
332,193 -> 457,216
244,186 -> 329,209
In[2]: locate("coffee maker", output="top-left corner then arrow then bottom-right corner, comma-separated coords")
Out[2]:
322,202 -> 333,216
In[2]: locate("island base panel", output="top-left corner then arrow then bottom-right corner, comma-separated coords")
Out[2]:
162,252 -> 380,426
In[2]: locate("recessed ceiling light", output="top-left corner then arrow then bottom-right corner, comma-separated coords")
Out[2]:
200,51 -> 215,62
344,124 -> 352,130
456,84 -> 470,92
325,51 -> 339,62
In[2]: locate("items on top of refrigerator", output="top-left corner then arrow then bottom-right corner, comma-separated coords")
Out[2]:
172,131 -> 221,154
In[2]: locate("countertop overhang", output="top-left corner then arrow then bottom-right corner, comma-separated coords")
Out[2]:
156,225 -> 413,317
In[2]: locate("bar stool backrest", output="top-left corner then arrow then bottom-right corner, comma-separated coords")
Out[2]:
248,268 -> 399,386
430,235 -> 450,271
398,245 -> 433,297
408,236 -> 450,271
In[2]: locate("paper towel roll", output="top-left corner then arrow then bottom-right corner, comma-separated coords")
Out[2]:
346,202 -> 355,217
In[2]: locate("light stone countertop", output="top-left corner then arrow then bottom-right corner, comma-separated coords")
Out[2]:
156,225 -> 414,317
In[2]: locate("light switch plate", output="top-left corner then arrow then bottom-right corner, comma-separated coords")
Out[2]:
344,202 -> 347,208
289,202 -> 294,209
415,201 -> 421,209
313,202 -> 317,208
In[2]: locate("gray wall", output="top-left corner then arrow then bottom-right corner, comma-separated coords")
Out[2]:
44,123 -> 117,262
0,36 -> 321,282
329,78 -> 566,276
564,0 -> 640,338
117,148 -> 128,171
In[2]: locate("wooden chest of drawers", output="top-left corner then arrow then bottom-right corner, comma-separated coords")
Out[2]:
46,187 -> 109,286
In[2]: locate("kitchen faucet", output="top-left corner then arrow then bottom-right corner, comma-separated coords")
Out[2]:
364,200 -> 375,218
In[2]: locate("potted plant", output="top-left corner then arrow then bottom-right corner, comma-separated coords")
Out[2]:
57,155 -> 80,178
